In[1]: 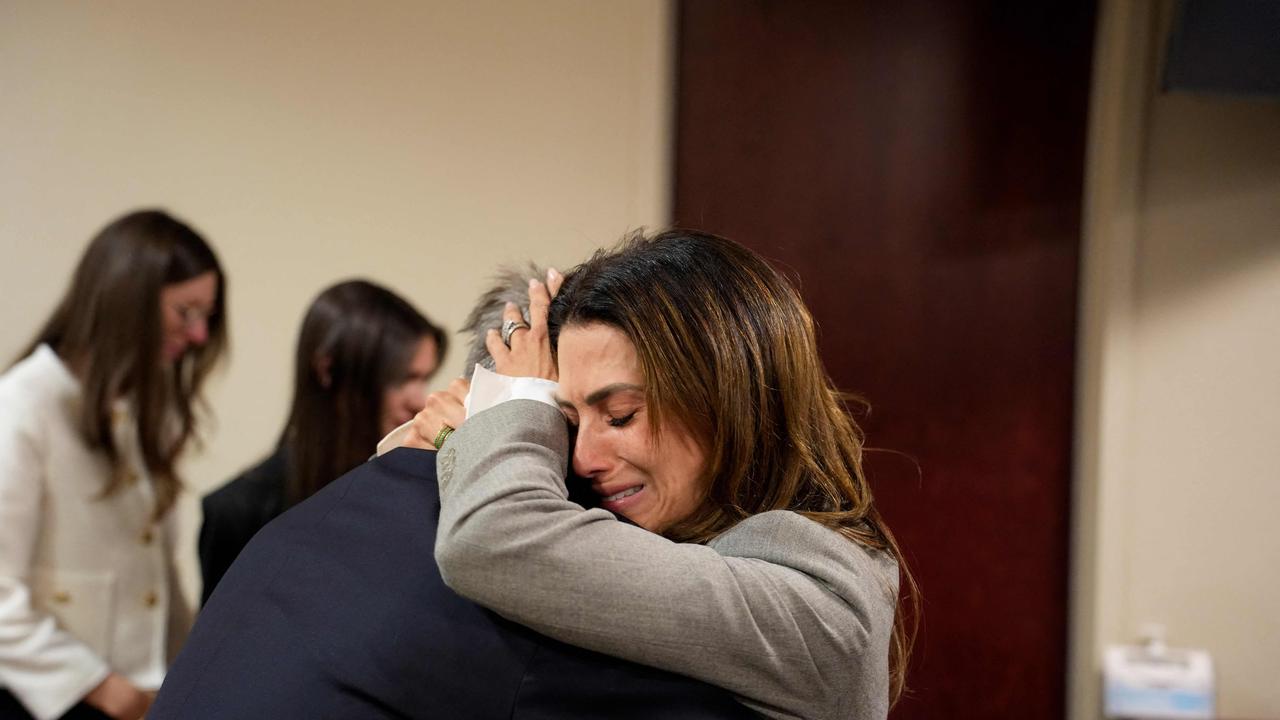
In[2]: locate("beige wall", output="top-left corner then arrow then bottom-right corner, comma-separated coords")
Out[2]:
1073,2 -> 1280,718
8,2 -> 1278,714
0,0 -> 673,604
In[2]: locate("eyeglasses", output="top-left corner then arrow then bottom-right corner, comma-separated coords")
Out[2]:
168,303 -> 215,329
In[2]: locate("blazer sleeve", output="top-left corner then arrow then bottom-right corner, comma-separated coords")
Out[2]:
0,400 -> 110,720
198,458 -> 284,607
435,400 -> 893,720
197,496 -> 233,607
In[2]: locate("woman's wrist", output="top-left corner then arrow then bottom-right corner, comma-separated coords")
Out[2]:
466,365 -> 558,418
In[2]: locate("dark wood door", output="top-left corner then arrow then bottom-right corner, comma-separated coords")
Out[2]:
673,2 -> 1096,718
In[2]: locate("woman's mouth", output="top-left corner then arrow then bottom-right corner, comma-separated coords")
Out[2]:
602,486 -> 643,502
596,484 -> 646,513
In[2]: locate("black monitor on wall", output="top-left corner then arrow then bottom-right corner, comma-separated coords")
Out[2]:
1163,0 -> 1280,97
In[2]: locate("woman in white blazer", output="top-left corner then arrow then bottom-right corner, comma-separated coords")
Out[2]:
0,210 -> 227,720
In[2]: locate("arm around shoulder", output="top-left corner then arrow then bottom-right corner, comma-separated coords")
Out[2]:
434,401 -> 896,720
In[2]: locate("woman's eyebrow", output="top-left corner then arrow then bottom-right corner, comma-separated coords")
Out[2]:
584,383 -> 644,406
554,383 -> 645,409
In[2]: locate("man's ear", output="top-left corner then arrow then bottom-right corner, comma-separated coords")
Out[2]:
313,354 -> 333,388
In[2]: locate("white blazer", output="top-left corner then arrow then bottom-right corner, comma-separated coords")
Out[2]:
0,346 -> 184,720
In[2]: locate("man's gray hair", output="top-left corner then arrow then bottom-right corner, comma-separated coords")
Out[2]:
459,263 -> 543,378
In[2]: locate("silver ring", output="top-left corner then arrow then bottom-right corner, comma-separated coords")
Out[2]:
501,318 -> 530,347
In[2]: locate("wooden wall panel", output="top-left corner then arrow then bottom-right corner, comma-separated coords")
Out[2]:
673,2 -> 1096,717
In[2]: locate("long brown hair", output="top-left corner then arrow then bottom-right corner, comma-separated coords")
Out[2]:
23,209 -> 227,518
279,280 -> 445,505
548,229 -> 919,705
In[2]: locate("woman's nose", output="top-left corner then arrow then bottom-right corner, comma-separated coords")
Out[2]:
405,382 -> 428,413
187,319 -> 209,346
571,425 -> 609,479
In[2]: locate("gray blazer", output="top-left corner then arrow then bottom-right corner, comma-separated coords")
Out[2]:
436,400 -> 899,720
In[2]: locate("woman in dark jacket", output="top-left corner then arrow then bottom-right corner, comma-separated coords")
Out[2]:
198,280 -> 444,604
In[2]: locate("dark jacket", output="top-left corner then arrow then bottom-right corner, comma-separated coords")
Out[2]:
198,447 -> 287,605
152,447 -> 756,719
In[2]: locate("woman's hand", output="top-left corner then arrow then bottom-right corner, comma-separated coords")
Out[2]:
405,377 -> 469,450
486,268 -> 562,381
83,672 -> 151,720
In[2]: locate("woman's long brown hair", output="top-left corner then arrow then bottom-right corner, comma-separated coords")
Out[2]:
21,209 -> 227,519
278,280 -> 445,506
548,229 -> 919,706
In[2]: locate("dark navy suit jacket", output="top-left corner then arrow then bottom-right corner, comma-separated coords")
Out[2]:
150,448 -> 755,719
